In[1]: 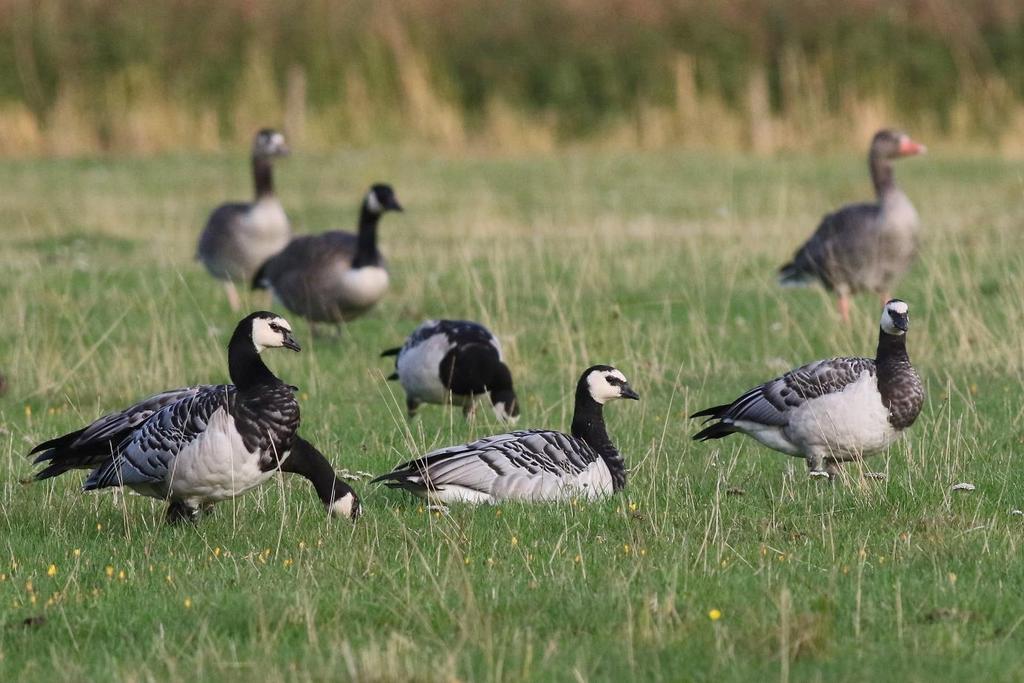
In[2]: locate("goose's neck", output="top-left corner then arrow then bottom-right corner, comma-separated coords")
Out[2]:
352,206 -> 381,268
280,437 -> 357,513
253,155 -> 275,199
228,331 -> 280,392
869,153 -> 895,198
571,394 -> 626,491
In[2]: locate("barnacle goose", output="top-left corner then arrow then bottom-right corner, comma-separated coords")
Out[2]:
373,365 -> 639,504
252,184 -> 402,324
197,129 -> 291,311
28,312 -> 358,522
381,319 -> 519,422
779,129 -> 925,322
691,299 -> 924,478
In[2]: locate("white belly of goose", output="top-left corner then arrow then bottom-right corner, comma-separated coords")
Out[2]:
784,371 -> 897,459
338,266 -> 390,308
162,408 -> 280,503
397,333 -> 455,403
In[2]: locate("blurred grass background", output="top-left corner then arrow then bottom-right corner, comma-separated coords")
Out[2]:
2,0 -> 1024,156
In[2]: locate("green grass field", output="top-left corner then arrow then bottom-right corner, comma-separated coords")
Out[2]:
1,148 -> 1023,681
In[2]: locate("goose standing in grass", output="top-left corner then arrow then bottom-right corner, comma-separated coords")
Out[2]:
691,299 -> 924,478
373,365 -> 639,504
381,320 -> 519,422
778,129 -> 926,322
252,184 -> 402,325
197,129 -> 291,311
29,312 -> 361,522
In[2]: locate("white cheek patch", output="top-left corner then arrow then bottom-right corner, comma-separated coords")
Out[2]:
250,317 -> 290,351
586,372 -> 621,404
330,492 -> 357,519
880,308 -> 907,335
365,191 -> 382,214
272,133 -> 285,147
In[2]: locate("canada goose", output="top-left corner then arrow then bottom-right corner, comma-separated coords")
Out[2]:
691,299 -> 924,478
779,129 -> 926,322
197,129 -> 291,311
252,184 -> 402,324
381,319 -> 519,422
373,365 -> 639,504
28,312 -> 362,522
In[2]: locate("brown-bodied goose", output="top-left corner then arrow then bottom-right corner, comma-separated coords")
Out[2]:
252,184 -> 402,324
197,129 -> 291,311
691,299 -> 924,479
779,129 -> 926,322
373,365 -> 639,504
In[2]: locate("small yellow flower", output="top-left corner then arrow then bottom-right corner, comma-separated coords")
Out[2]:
0,573 -> 6,582
495,509 -> 502,517
165,574 -> 173,584
708,609 -> 722,621
464,556 -> 471,565
510,536 -> 519,546
623,544 -> 631,555
24,405 -> 32,417
25,580 -> 33,592
72,549 -> 81,558
628,501 -> 638,512
283,558 -> 293,568
184,597 -> 192,609
96,523 -> 103,531
574,554 -> 582,563
117,570 -> 126,581
47,564 -> 57,577
298,541 -> 306,551
105,566 -> 114,577
213,547 -> 221,557
948,572 -> 957,585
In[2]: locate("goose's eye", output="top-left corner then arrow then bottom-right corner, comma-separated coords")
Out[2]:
606,376 -> 622,386
270,323 -> 281,332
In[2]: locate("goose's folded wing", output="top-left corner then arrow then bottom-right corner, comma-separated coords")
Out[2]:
718,357 -> 876,425
378,430 -> 601,496
71,386 -> 216,449
83,386 -> 235,490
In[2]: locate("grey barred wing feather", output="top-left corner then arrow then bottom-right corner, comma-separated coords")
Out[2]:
710,357 -> 876,426
30,385 -> 215,479
84,386 -> 235,490
375,430 -> 607,501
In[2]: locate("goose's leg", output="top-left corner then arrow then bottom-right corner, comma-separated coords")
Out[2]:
463,398 -> 478,421
837,293 -> 851,324
406,397 -> 421,419
224,281 -> 242,312
806,453 -> 831,479
166,501 -> 201,525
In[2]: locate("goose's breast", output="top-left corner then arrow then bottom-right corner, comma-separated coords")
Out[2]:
786,372 -> 897,456
398,334 -> 454,403
166,409 -> 278,502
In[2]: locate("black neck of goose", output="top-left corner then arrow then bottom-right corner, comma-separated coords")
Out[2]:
352,205 -> 381,268
869,152 -> 895,198
279,437 -> 358,513
253,155 -> 275,199
571,391 -> 626,491
875,328 -> 922,430
228,327 -> 280,392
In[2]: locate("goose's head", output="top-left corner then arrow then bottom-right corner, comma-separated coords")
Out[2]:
253,128 -> 289,158
880,299 -> 910,336
872,129 -> 926,160
364,184 -> 403,215
579,365 -> 640,405
245,311 -> 301,353
485,360 -> 519,424
330,490 -> 362,520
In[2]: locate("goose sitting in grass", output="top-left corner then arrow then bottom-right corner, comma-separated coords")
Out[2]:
778,129 -> 926,322
373,365 -> 638,504
381,319 -> 519,422
252,184 -> 402,325
691,299 -> 924,478
197,129 -> 291,311
29,312 -> 361,523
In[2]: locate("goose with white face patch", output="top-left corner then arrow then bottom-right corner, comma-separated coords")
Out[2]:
252,184 -> 402,324
691,300 -> 924,478
381,320 -> 519,422
779,129 -> 926,322
29,312 -> 361,523
373,365 -> 639,504
197,129 -> 291,311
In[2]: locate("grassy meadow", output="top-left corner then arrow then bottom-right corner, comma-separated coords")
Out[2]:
1,146 -> 1024,681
